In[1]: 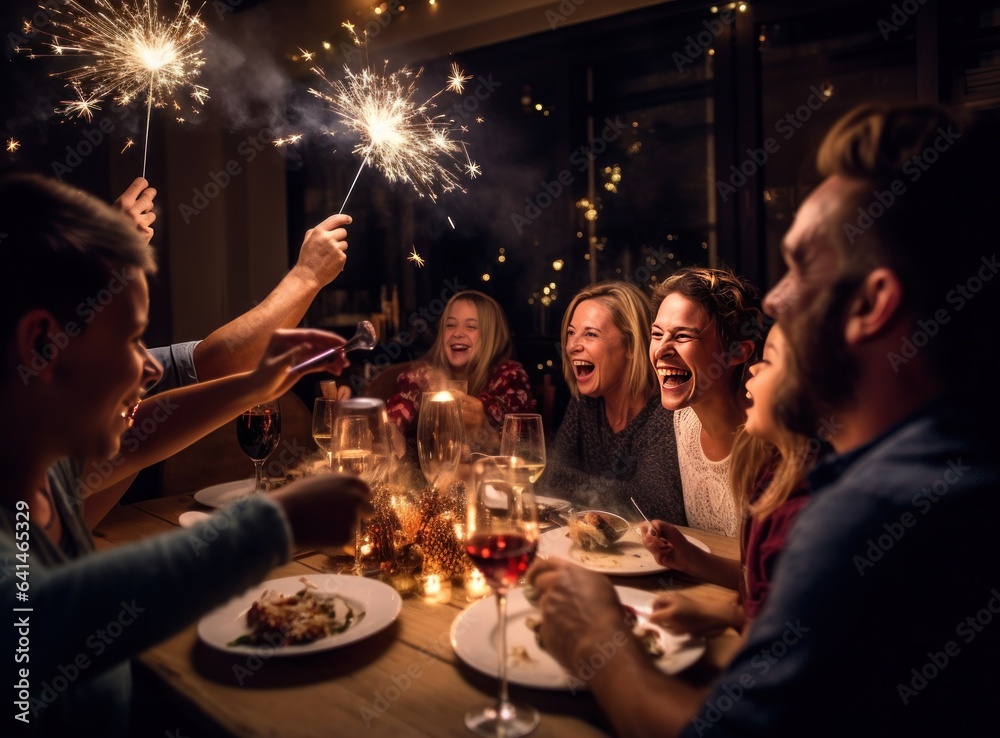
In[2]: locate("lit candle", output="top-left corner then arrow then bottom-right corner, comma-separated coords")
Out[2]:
422,574 -> 451,604
464,569 -> 490,601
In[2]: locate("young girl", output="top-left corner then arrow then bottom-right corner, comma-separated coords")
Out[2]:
642,324 -> 813,635
387,290 -> 535,452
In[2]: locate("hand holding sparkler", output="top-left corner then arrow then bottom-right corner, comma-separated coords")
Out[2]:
295,214 -> 352,287
114,177 -> 157,245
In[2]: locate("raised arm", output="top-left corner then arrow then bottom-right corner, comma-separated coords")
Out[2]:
79,329 -> 348,528
193,214 -> 352,380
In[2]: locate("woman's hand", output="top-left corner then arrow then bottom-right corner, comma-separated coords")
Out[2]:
650,592 -> 736,638
640,520 -> 703,575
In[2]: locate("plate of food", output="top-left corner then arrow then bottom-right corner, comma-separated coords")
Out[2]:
198,574 -> 402,656
193,479 -> 255,508
534,495 -> 572,520
450,585 -> 706,690
537,519 -> 710,576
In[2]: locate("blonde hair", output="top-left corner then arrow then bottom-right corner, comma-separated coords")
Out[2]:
560,281 -> 657,402
426,291 -> 512,396
730,428 -> 812,522
651,266 -> 763,396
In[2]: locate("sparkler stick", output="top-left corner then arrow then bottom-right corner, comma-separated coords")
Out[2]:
339,158 -> 368,214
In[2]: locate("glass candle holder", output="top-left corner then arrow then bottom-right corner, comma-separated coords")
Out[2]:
420,573 -> 452,604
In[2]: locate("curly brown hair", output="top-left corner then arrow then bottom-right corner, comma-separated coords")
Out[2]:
651,266 -> 764,395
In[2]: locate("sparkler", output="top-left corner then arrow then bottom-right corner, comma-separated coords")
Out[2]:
24,0 -> 209,177
307,22 -> 475,213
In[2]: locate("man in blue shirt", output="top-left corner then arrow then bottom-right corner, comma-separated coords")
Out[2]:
528,105 -> 1000,736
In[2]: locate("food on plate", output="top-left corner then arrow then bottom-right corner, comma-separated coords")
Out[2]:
228,578 -> 361,647
565,511 -> 629,550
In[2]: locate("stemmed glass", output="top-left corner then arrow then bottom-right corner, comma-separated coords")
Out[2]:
463,455 -> 540,737
333,415 -> 373,476
236,401 -> 281,494
500,414 -> 546,486
417,391 -> 466,489
312,397 -> 337,468
330,398 -> 394,485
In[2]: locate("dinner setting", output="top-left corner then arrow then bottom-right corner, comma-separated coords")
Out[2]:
3,2 -> 1000,738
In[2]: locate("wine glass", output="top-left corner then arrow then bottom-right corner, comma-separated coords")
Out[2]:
330,398 -> 394,485
333,415 -> 373,477
417,391 -> 466,489
500,414 -> 546,486
312,398 -> 337,468
236,401 -> 281,495
463,455 -> 540,737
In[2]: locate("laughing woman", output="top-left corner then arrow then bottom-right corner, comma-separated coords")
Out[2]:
649,267 -> 763,536
386,290 -> 535,454
538,282 -> 686,524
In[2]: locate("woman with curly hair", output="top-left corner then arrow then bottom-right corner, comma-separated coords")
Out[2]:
647,266 -> 764,536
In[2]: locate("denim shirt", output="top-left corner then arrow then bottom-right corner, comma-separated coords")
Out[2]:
682,401 -> 1000,737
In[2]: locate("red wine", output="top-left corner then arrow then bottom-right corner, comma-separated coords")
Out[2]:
465,533 -> 536,590
237,408 -> 281,460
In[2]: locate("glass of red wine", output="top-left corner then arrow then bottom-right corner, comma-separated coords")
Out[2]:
236,401 -> 281,495
463,455 -> 540,737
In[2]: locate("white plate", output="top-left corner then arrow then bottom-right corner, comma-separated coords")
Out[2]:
451,586 -> 706,690
537,526 -> 710,576
198,574 -> 402,656
193,478 -> 255,508
178,511 -> 212,528
534,496 -> 572,515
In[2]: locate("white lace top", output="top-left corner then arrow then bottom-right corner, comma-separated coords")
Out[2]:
674,407 -> 739,536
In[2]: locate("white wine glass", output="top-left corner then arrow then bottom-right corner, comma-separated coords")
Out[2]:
463,455 -> 540,737
500,413 -> 546,486
312,397 -> 337,469
417,391 -> 466,489
330,397 -> 394,485
333,415 -> 373,477
236,401 -> 281,495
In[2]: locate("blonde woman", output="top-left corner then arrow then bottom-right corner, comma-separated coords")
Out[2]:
539,281 -> 685,523
387,290 -> 535,452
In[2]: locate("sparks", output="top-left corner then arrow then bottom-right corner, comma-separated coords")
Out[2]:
120,138 -> 135,153
446,61 -> 472,94
273,134 -> 304,147
58,89 -> 102,121
476,116 -> 484,124
6,138 -> 21,153
465,161 -> 481,178
407,246 -> 426,268
309,61 -> 467,204
297,46 -> 315,62
25,0 -> 209,176
447,216 -> 455,230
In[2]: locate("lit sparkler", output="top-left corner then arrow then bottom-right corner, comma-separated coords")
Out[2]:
306,21 -> 475,212
24,0 -> 209,177
6,138 -> 21,154
407,246 -> 426,268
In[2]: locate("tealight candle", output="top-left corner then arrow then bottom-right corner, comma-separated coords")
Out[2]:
421,573 -> 452,604
464,568 -> 490,601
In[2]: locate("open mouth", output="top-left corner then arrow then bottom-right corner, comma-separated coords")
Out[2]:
121,399 -> 141,429
449,343 -> 470,354
573,360 -> 595,381
657,367 -> 692,388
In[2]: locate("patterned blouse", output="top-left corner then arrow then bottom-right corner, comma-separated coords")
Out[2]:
538,395 -> 686,525
386,359 -> 537,434
674,406 -> 739,536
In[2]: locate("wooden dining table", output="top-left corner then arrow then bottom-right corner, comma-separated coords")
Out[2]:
93,493 -> 741,738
